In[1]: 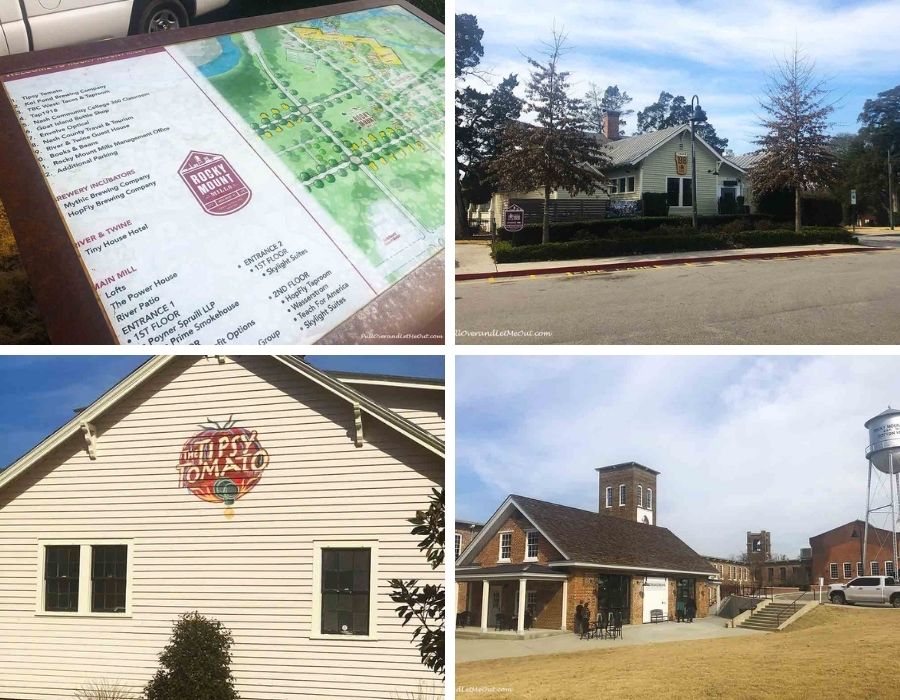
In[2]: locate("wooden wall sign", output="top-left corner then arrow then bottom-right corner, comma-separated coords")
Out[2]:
675,153 -> 688,176
177,418 -> 270,508
0,0 -> 443,344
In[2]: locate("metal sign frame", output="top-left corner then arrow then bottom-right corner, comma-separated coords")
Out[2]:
0,0 -> 443,344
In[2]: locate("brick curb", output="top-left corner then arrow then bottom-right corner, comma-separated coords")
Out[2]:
455,246 -> 889,282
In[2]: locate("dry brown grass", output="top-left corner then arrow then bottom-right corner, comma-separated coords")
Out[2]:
0,197 -> 49,344
456,605 -> 900,699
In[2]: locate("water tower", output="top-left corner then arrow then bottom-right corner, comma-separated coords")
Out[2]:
863,408 -> 900,575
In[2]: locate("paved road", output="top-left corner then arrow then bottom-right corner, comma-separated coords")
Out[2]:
456,249 -> 900,345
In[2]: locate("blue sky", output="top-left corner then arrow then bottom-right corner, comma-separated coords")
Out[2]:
0,355 -> 443,468
457,0 -> 900,154
457,355 -> 900,559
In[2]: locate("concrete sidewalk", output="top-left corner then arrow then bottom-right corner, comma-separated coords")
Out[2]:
455,239 -> 887,281
456,614 -> 763,663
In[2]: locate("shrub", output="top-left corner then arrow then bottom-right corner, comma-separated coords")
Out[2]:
500,213 -> 776,245
718,191 -> 739,215
642,192 -> 669,216
143,612 -> 238,700
491,227 -> 856,263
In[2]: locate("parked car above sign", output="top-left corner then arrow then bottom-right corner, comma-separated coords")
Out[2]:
0,0 -> 230,55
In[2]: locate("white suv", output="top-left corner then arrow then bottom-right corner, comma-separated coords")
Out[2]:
0,0 -> 231,55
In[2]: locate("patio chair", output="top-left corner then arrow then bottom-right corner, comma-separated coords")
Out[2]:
607,611 -> 623,640
494,612 -> 505,631
594,611 -> 609,639
456,611 -> 471,628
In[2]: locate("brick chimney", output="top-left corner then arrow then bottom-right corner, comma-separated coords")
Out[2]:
602,110 -> 621,140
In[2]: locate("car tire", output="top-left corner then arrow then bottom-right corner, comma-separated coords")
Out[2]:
830,592 -> 845,605
892,596 -> 900,608
136,0 -> 189,34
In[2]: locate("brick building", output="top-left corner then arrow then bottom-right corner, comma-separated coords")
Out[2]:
809,520 -> 900,584
455,520 -> 483,615
455,463 -> 716,634
707,557 -> 752,586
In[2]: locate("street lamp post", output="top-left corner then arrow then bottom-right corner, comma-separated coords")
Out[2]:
689,95 -> 707,230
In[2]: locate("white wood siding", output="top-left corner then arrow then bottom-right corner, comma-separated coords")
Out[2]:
0,356 -> 444,700
640,130 -> 723,216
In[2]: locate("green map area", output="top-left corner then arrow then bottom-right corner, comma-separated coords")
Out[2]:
174,6 -> 444,280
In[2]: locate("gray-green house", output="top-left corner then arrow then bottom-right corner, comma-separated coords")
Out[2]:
488,116 -> 752,228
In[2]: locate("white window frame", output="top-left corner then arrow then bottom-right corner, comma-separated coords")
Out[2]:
857,561 -> 863,577
311,539 -> 379,640
646,488 -> 652,510
871,561 -> 880,576
35,539 -> 133,617
887,561 -> 895,577
636,485 -> 643,509
843,562 -> 852,579
610,176 -> 636,197
666,176 -> 693,207
605,486 -> 613,508
829,563 -> 838,579
498,531 -> 512,562
619,484 -> 626,506
526,590 -> 537,614
524,530 -> 538,561
455,533 -> 461,560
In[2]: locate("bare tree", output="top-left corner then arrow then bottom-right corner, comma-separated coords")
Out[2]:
750,45 -> 838,232
489,27 -> 609,243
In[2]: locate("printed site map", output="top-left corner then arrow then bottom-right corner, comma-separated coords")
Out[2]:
171,5 -> 445,285
1,5 -> 443,344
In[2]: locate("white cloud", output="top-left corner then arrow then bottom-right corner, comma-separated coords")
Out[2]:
457,356 -> 900,558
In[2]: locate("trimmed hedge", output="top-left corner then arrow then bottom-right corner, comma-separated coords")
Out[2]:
492,227 -> 857,263
642,192 -> 669,216
499,213 -> 777,246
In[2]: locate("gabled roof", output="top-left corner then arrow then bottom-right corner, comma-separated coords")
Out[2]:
458,493 -> 716,576
809,519 -> 900,543
603,124 -> 747,174
0,356 -> 443,493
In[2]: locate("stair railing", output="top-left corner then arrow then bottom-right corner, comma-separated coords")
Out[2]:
773,591 -> 808,628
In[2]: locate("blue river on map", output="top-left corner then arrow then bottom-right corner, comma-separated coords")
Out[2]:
198,36 -> 241,78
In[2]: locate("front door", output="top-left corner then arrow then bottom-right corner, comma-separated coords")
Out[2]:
642,577 -> 668,622
487,586 -> 502,623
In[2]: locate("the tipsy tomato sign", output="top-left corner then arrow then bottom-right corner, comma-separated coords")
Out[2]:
177,417 -> 269,508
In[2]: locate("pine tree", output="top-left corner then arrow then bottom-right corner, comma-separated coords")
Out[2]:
582,83 -> 633,137
489,28 -> 610,243
750,45 -> 837,232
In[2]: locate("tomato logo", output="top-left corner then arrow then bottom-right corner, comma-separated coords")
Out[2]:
177,417 -> 269,507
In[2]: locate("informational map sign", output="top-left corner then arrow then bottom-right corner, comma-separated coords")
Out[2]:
0,4 -> 443,344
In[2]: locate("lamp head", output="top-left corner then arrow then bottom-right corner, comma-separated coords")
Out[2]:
691,105 -> 707,124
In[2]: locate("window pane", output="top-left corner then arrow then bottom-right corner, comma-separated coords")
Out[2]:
627,177 -> 635,192
667,178 -> 679,206
45,545 -> 80,613
682,178 -> 693,207
91,545 -> 127,613
321,548 -> 370,636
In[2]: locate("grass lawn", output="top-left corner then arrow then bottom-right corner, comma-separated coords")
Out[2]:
0,198 -> 49,344
456,605 -> 900,699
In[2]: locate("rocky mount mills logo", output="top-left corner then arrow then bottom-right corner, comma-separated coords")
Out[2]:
177,417 -> 269,511
179,151 -> 252,216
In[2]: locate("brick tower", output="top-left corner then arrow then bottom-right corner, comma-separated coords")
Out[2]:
596,462 -> 659,525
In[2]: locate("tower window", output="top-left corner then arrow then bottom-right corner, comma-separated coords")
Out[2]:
619,484 -> 626,506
